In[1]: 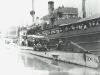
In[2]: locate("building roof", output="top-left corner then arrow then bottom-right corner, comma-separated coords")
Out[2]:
42,7 -> 78,21
59,14 -> 100,27
54,7 -> 78,14
77,14 -> 100,23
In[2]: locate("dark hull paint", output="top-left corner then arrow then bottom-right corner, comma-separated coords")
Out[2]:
48,26 -> 100,51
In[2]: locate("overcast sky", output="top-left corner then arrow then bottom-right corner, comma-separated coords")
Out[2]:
0,0 -> 100,32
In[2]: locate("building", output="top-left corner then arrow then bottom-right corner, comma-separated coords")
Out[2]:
18,26 -> 28,46
40,1 -> 80,36
41,1 -> 79,30
26,1 -> 80,47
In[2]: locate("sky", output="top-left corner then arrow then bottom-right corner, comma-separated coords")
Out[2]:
0,0 -> 100,32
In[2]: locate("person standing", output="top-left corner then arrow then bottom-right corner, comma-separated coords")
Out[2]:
57,39 -> 63,50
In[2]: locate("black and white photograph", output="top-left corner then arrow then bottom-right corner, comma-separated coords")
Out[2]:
0,0 -> 100,75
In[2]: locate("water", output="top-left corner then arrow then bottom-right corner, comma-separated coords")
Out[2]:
0,37 -> 100,75
18,52 -> 100,75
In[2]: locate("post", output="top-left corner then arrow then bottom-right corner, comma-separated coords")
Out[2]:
30,0 -> 35,22
48,1 -> 54,26
32,0 -> 35,22
82,0 -> 86,18
17,26 -> 20,46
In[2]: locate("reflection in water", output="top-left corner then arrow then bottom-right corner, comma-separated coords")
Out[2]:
67,68 -> 100,75
21,54 -> 61,71
19,53 -> 100,75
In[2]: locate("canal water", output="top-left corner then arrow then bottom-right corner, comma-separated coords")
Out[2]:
18,52 -> 100,75
0,37 -> 100,75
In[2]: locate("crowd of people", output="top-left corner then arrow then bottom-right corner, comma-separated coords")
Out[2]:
43,19 -> 100,35
32,39 -> 49,51
64,19 -> 100,31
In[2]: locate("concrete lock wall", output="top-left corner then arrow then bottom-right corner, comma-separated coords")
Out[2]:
52,53 -> 85,65
47,52 -> 98,68
29,50 -> 99,68
85,54 -> 99,68
57,53 -> 98,68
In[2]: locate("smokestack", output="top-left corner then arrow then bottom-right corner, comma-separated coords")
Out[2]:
48,1 -> 54,26
82,0 -> 86,18
48,1 -> 54,15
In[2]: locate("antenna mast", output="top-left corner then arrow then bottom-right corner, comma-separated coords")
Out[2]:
32,0 -> 34,10
30,0 -> 35,22
82,0 -> 86,18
